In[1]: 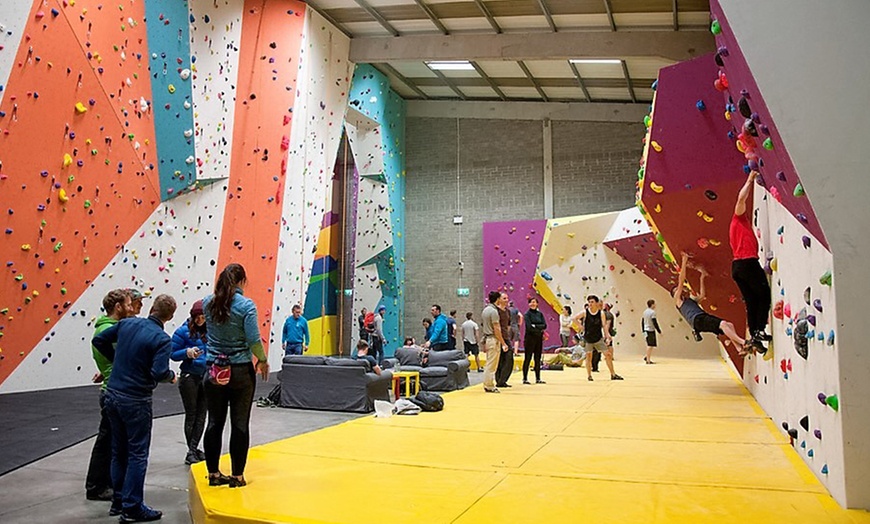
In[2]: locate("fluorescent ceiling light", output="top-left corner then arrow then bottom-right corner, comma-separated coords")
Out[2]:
569,59 -> 623,65
427,61 -> 474,71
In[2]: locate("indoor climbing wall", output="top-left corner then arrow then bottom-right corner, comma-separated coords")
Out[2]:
348,64 -> 406,356
0,2 -> 356,392
0,0 -> 161,389
708,2 -> 843,499
480,210 -> 719,357
272,9 -> 351,359
0,3 -> 36,107
637,53 -> 749,372
482,219 -> 560,346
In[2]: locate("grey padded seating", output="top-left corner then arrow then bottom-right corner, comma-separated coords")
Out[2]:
384,348 -> 470,392
280,355 -> 392,413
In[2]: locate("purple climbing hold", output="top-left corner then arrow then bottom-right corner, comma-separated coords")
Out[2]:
796,213 -> 808,223
814,429 -> 822,439
806,314 -> 816,326
718,46 -> 730,57
776,171 -> 786,181
817,392 -> 827,405
801,235 -> 811,249
813,298 -> 823,312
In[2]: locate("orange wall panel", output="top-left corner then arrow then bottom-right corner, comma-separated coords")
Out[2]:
0,2 -> 159,384
216,1 -> 306,354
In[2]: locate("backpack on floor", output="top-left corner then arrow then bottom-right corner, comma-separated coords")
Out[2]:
410,391 -> 444,412
256,384 -> 282,408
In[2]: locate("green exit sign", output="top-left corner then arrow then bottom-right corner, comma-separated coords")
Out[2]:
457,288 -> 470,297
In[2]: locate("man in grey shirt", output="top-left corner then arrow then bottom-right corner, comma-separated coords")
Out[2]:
480,291 -> 507,393
372,305 -> 386,364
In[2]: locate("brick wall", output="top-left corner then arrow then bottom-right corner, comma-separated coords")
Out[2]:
404,117 -> 643,339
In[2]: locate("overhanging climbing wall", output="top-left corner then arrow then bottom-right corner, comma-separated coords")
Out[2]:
0,2 -> 355,392
637,53 -> 749,372
348,64 -> 406,356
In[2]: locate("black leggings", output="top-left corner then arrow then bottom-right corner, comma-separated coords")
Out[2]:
522,335 -> 543,381
731,258 -> 771,334
203,363 -> 255,476
178,373 -> 207,453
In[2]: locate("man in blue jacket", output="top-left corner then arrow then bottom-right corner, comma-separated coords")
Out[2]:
93,294 -> 177,523
424,305 -> 450,351
282,304 -> 310,355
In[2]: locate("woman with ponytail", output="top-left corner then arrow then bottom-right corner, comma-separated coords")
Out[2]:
201,263 -> 269,488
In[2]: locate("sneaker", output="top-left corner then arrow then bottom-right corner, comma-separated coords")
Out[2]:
611,374 -> 624,380
587,376 -> 594,382
522,380 -> 531,385
120,505 -> 163,523
195,449 -> 207,462
185,451 -> 202,465
484,387 -> 500,393
228,476 -> 247,488
208,473 -> 232,486
86,487 -> 114,501
692,330 -> 703,342
536,380 -> 546,384
109,500 -> 123,516
752,330 -> 773,342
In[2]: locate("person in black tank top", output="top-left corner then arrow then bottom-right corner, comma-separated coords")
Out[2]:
575,295 -> 623,382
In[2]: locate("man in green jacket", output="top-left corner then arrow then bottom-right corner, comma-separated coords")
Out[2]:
85,289 -> 132,501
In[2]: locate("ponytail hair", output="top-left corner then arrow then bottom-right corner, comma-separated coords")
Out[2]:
209,263 -> 247,324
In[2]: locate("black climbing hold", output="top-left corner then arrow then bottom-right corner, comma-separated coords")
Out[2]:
799,415 -> 809,432
704,190 -> 718,201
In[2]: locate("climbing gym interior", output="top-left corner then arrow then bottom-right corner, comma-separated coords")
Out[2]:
0,0 -> 868,523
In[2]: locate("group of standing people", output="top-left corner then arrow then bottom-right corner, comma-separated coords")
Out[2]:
85,263 -> 269,522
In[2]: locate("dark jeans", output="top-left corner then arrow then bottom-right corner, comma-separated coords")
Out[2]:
430,342 -> 449,351
85,390 -> 112,496
285,342 -> 303,355
104,390 -> 153,514
204,363 -> 255,477
731,258 -> 771,334
178,373 -> 207,453
496,347 -> 513,386
370,336 -> 384,364
522,334 -> 543,381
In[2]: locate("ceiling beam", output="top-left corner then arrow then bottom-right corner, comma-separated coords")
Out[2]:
349,31 -> 713,63
603,0 -> 617,31
517,61 -> 549,102
536,0 -> 558,32
399,76 -> 654,90
412,0 -> 448,35
353,0 -> 400,37
407,100 -> 648,123
373,63 -> 429,100
620,60 -> 637,103
673,0 -> 680,31
430,69 -> 467,100
304,0 -> 352,38
567,61 -> 592,102
470,61 -> 507,101
472,0 -> 502,33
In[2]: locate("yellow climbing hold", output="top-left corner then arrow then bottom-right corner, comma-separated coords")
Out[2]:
21,244 -> 31,251
654,204 -> 662,213
708,239 -> 721,246
770,258 -> 778,271
75,102 -> 88,114
62,153 -> 73,168
651,141 -> 662,152
567,232 -> 575,238
696,211 -> 714,223
168,84 -> 176,94
650,182 -> 664,193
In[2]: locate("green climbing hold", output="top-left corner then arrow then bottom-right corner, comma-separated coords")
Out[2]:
819,270 -> 832,286
793,183 -> 805,197
763,137 -> 774,150
825,395 -> 839,411
53,242 -> 63,252
67,175 -> 75,183
711,19 -> 722,35
84,200 -> 91,209
60,287 -> 67,295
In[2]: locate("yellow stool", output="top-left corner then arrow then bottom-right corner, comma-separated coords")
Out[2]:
392,370 -> 421,398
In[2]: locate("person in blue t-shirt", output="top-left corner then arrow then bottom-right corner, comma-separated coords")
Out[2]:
170,299 -> 208,466
282,304 -> 310,355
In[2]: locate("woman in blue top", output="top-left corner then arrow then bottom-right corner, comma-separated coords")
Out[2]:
170,299 -> 208,466
202,264 -> 269,488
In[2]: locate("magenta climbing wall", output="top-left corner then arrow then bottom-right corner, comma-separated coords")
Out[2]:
637,54 -> 749,373
482,220 -> 560,345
